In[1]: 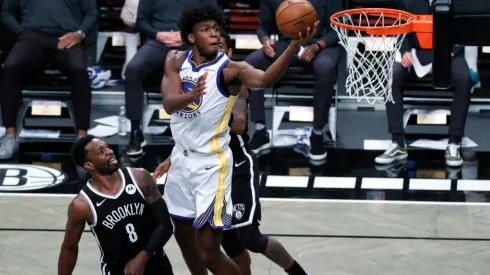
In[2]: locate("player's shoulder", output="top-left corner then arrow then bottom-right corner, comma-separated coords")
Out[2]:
166,50 -> 188,69
129,167 -> 152,180
68,194 -> 91,222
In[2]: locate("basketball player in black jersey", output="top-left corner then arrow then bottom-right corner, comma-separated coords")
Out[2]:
58,135 -> 174,275
154,31 -> 310,275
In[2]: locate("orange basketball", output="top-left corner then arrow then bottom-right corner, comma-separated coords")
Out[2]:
276,0 -> 317,39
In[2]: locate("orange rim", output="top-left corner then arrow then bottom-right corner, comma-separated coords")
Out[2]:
330,8 -> 433,48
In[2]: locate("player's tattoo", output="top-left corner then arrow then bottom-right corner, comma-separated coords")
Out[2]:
263,238 -> 295,269
132,168 -> 161,204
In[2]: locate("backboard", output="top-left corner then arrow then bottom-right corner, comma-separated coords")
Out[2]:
432,0 -> 490,89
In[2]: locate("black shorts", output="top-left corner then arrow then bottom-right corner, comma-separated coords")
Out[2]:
228,146 -> 261,229
106,251 -> 173,275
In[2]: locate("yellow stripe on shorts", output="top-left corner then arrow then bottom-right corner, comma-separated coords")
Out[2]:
209,96 -> 236,227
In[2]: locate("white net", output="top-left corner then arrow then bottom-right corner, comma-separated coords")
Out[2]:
331,11 -> 413,104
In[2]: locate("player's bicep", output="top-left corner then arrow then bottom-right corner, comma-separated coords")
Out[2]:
161,51 -> 182,99
237,68 -> 266,89
62,198 -> 87,250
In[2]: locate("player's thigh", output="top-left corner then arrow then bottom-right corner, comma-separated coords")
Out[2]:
221,229 -> 246,258
163,148 -> 196,219
231,150 -> 261,228
192,148 -> 233,229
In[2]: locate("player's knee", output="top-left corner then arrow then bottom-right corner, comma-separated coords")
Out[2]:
237,225 -> 268,254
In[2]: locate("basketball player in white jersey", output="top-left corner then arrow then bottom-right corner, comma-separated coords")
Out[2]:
161,3 -> 318,274
154,31 -> 311,275
58,136 -> 174,275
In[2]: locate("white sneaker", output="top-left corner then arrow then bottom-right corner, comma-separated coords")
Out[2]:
375,142 -> 408,165
445,143 -> 463,167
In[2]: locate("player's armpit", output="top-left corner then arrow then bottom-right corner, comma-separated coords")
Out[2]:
58,196 -> 88,275
161,50 -> 196,114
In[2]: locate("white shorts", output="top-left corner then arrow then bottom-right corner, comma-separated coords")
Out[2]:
164,145 -> 233,229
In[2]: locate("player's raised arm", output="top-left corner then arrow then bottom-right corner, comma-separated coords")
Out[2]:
58,196 -> 90,275
236,21 -> 319,89
161,50 -> 207,114
132,168 -> 174,249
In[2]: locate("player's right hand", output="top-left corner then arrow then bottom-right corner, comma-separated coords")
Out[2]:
401,51 -> 415,68
262,39 -> 276,58
189,71 -> 208,99
153,158 -> 171,182
290,20 -> 320,48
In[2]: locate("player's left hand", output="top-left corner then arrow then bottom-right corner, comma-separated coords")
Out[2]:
153,158 -> 171,181
290,21 -> 319,49
124,251 -> 149,275
299,44 -> 321,63
58,32 -> 82,49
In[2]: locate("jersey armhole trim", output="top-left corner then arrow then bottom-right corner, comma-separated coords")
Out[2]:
179,50 -> 191,71
126,168 -> 146,200
217,59 -> 231,98
80,190 -> 97,228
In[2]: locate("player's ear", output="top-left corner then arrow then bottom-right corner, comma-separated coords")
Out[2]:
227,48 -> 233,57
83,161 -> 94,171
188,33 -> 195,44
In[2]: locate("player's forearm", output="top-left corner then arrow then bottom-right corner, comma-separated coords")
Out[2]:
145,197 -> 174,254
260,44 -> 300,88
58,247 -> 78,275
162,93 -> 196,115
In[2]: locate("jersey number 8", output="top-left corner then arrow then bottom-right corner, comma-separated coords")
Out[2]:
125,223 -> 138,243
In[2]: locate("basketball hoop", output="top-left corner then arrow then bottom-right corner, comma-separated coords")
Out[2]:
330,8 -> 432,104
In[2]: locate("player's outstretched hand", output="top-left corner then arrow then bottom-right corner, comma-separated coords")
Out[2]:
190,71 -> 208,99
290,20 -> 320,48
153,158 -> 171,182
124,251 -> 148,275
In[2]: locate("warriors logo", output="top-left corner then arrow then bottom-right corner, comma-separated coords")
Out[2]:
181,80 -> 203,114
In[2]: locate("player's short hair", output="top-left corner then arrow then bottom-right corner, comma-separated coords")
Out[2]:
71,135 -> 96,167
220,30 -> 232,49
178,3 -> 225,44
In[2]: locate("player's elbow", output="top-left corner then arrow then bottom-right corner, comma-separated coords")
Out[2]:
162,100 -> 177,115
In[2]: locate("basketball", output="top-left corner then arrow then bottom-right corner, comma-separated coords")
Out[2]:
276,0 -> 317,39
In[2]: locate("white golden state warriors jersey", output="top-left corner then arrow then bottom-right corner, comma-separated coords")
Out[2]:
170,51 -> 236,155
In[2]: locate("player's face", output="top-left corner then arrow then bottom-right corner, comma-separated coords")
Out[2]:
192,20 -> 221,58
84,139 -> 119,175
218,37 -> 233,58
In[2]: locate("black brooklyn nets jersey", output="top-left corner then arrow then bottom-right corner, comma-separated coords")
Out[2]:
80,168 -> 161,274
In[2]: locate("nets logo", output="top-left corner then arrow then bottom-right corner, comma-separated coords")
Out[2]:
0,164 -> 67,191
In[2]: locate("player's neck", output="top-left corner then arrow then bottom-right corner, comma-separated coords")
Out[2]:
191,49 -> 217,66
90,172 -> 122,195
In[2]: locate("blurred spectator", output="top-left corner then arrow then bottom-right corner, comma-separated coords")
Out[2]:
0,0 -> 97,160
246,0 -> 343,161
375,0 -> 472,167
124,0 -> 217,156
120,0 -> 140,79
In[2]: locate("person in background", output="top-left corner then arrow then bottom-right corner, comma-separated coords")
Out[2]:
0,0 -> 97,160
120,0 -> 140,80
375,0 -> 473,167
246,0 -> 344,162
124,0 -> 217,157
